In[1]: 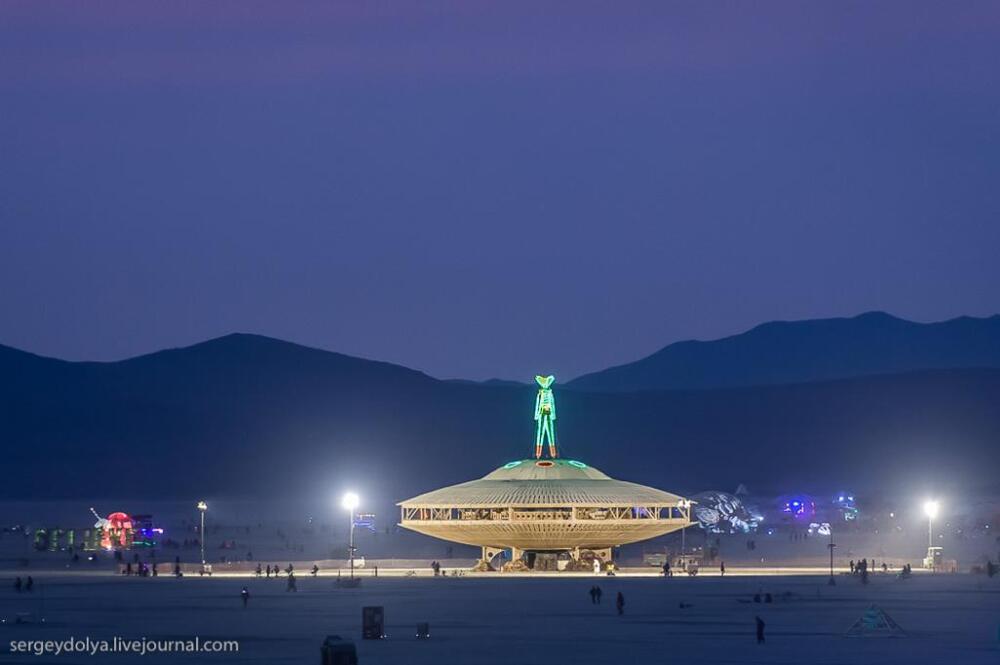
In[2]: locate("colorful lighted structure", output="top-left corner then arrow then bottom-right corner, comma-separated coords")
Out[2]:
90,508 -> 135,550
399,376 -> 691,569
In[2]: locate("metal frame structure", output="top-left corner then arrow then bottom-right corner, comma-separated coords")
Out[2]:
400,496 -> 691,555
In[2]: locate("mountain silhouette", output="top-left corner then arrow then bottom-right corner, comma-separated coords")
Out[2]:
568,312 -> 1000,392
2,327 -> 999,513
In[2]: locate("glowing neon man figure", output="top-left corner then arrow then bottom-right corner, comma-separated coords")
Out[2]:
534,375 -> 557,459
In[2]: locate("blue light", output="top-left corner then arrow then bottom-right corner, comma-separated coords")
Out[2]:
567,460 -> 587,469
503,461 -> 523,469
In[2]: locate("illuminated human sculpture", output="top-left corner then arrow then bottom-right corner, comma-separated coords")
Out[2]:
534,375 -> 557,458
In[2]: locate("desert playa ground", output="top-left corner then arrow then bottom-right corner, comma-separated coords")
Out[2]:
2,570 -> 999,664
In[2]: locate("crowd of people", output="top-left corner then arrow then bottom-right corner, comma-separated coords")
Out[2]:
12,576 -> 33,592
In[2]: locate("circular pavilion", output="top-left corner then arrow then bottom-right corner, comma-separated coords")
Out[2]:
398,376 -> 691,568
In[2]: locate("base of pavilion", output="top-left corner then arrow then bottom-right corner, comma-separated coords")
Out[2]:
478,546 -> 616,572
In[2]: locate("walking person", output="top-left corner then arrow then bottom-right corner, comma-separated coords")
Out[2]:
286,572 -> 297,592
595,586 -> 603,604
720,561 -> 726,577
616,592 -> 625,616
755,616 -> 765,644
241,586 -> 249,608
14,577 -> 22,592
589,586 -> 597,604
25,576 -> 33,592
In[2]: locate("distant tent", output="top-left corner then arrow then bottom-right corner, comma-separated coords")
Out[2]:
845,604 -> 906,637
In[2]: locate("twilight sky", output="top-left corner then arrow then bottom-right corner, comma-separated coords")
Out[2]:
1,1 -> 999,381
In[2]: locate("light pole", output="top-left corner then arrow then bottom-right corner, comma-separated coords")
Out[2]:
677,499 -> 691,571
923,500 -> 939,549
827,526 -> 836,586
196,501 -> 208,567
341,492 -> 359,579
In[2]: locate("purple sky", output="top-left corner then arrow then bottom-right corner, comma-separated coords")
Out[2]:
2,2 -> 999,381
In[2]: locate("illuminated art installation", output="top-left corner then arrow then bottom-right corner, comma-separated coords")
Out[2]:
90,508 -> 134,550
691,491 -> 762,534
399,375 -> 692,570
533,375 -> 557,459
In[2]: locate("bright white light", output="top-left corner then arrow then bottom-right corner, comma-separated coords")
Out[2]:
923,500 -> 939,519
197,500 -> 207,512
341,492 -> 360,512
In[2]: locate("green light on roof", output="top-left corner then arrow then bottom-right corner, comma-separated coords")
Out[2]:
503,461 -> 523,469
567,460 -> 587,468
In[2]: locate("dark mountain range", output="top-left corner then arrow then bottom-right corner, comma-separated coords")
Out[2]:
2,331 -> 999,516
568,312 -> 1000,392
446,378 -> 529,388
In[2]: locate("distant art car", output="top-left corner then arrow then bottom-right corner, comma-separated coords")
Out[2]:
832,492 -> 860,521
777,495 -> 816,521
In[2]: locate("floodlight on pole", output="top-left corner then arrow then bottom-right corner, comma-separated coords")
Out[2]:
342,492 -> 360,512
923,500 -> 939,548
342,492 -> 360,578
196,501 -> 208,566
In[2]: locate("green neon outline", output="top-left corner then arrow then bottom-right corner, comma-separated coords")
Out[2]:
533,374 -> 557,459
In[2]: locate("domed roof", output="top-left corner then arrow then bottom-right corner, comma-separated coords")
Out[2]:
482,459 -> 610,481
399,459 -> 683,508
